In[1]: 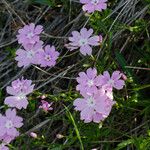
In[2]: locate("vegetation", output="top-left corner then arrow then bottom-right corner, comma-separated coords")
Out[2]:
0,0 -> 150,149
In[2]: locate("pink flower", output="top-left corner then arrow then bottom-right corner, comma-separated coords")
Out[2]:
0,143 -> 9,150
4,78 -> 34,109
39,100 -> 53,112
17,23 -> 43,46
37,45 -> 59,67
66,28 -> 100,56
76,68 -> 100,95
80,0 -> 107,13
73,91 -> 115,123
15,41 -> 43,68
98,71 -> 125,90
0,109 -> 23,143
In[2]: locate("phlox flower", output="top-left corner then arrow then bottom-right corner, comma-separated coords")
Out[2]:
37,45 -> 59,67
17,23 -> 43,46
15,41 -> 43,68
98,71 -> 125,90
66,28 -> 100,56
0,143 -> 9,150
76,68 -> 101,95
73,91 -> 115,123
4,78 -> 34,109
39,100 -> 53,112
80,0 -> 107,13
0,109 -> 23,143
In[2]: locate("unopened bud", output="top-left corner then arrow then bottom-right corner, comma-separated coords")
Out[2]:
121,73 -> 127,80
56,134 -> 64,139
99,35 -> 103,43
41,95 -> 46,99
30,132 -> 38,138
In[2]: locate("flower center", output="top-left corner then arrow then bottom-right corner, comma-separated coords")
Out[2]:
87,80 -> 94,87
91,0 -> 99,5
108,79 -> 114,86
79,38 -> 88,46
17,93 -> 26,100
44,55 -> 51,61
5,120 -> 13,129
87,96 -> 95,107
27,32 -> 34,39
27,50 -> 35,59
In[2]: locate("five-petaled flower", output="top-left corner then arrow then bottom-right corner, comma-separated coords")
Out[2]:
98,71 -> 125,90
0,109 -> 23,143
66,28 -> 100,56
15,41 -> 43,68
17,23 -> 43,46
80,0 -> 107,13
4,78 -> 34,109
37,45 -> 59,67
76,68 -> 101,95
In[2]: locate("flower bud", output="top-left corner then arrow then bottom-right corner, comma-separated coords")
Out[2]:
30,132 -> 38,138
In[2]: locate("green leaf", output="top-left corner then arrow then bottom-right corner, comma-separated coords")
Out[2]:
32,0 -> 54,6
50,146 -> 62,150
64,105 -> 84,150
115,139 -> 134,150
115,51 -> 132,76
132,84 -> 150,91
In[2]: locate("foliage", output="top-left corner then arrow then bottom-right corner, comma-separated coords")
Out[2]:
0,0 -> 150,149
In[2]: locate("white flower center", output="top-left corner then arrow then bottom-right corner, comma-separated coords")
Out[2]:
27,32 -> 34,39
5,120 -> 13,129
17,93 -> 26,100
79,38 -> 88,46
87,97 -> 95,107
91,0 -> 99,5
44,55 -> 51,61
87,80 -> 94,87
108,79 -> 114,86
27,50 -> 35,59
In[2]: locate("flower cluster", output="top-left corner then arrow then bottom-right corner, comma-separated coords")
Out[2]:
0,109 -> 23,145
0,0 -> 128,148
4,78 -> 34,109
39,100 -> 53,112
73,68 -> 125,123
65,28 -> 102,56
80,0 -> 107,13
0,78 -> 35,149
16,23 -> 59,68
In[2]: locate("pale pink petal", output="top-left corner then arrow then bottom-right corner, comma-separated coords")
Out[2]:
114,80 -> 125,90
86,68 -> 97,79
80,45 -> 92,55
95,3 -> 107,11
73,98 -> 86,111
80,107 -> 94,123
111,71 -> 121,81
83,4 -> 95,13
93,112 -> 104,123
88,36 -> 99,46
